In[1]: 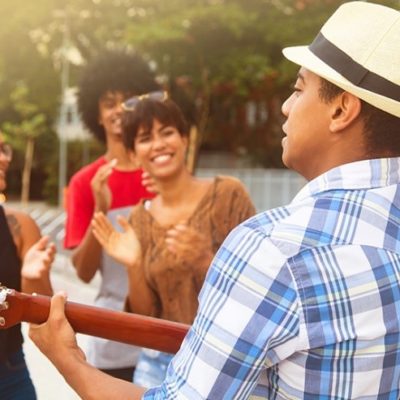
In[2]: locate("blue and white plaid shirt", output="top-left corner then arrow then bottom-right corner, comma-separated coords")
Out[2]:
144,158 -> 400,399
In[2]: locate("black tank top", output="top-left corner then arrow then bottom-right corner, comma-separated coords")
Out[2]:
0,205 -> 23,360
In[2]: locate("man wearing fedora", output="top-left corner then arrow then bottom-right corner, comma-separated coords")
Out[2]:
29,2 -> 400,399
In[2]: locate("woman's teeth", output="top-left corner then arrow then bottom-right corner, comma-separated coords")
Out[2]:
153,154 -> 171,163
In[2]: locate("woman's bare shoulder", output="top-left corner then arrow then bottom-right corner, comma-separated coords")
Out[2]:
4,208 -> 40,250
5,207 -> 37,227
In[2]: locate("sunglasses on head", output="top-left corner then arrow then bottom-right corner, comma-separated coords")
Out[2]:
0,142 -> 12,161
121,91 -> 168,111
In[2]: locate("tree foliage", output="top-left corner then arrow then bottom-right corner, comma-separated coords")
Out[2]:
0,0 -> 399,201
2,82 -> 48,203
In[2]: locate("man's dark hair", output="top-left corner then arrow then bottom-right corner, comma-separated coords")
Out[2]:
78,48 -> 159,143
122,98 -> 189,151
318,78 -> 400,157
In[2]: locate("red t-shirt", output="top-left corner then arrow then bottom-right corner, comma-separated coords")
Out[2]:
64,157 -> 153,249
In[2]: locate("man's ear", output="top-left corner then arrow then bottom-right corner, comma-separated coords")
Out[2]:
329,92 -> 362,132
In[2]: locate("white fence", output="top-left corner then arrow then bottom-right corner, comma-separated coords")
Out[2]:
196,168 -> 306,212
7,169 -> 306,248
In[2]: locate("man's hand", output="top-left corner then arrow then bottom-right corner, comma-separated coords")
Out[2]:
21,236 -> 56,281
29,292 -> 86,370
91,212 -> 142,268
29,292 -> 147,399
91,159 -> 116,213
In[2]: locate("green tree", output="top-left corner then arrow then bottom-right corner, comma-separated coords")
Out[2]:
2,82 -> 48,203
1,0 -> 399,201
119,0 -> 339,165
119,0 -> 399,166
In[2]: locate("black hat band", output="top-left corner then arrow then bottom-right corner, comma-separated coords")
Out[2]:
309,32 -> 400,102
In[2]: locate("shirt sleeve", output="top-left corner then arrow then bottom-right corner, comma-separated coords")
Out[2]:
143,220 -> 300,399
63,174 -> 94,249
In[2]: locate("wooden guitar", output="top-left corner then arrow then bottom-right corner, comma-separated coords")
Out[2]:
0,286 -> 189,354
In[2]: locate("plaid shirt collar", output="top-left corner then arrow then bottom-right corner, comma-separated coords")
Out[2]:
293,157 -> 400,203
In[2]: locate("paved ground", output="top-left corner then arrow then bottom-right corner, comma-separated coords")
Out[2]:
23,255 -> 101,400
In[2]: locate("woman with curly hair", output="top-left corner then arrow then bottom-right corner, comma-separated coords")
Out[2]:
64,48 -> 159,382
92,94 -> 256,387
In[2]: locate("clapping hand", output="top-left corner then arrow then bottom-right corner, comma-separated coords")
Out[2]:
91,212 -> 142,268
141,170 -> 158,194
165,223 -> 213,266
91,159 -> 116,213
21,236 -> 56,281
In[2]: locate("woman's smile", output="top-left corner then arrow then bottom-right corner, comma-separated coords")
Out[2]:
151,153 -> 173,165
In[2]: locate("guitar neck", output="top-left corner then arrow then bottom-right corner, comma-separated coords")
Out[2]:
8,290 -> 189,354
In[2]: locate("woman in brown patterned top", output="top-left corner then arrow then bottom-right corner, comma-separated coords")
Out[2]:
92,93 -> 255,387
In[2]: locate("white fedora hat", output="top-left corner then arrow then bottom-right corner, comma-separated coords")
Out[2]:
283,1 -> 400,117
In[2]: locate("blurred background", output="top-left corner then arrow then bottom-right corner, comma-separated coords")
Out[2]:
1,1 -> 399,398
1,0 -> 399,207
